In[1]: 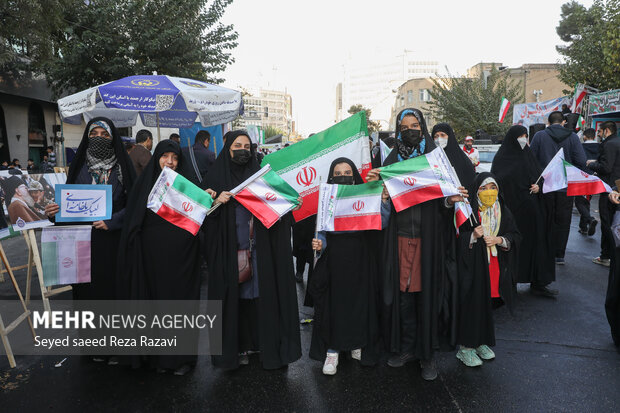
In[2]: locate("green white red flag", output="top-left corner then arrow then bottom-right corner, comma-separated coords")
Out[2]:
498,97 -> 511,123
380,147 -> 460,212
261,112 -> 372,221
571,83 -> 587,114
316,181 -> 383,232
147,167 -> 214,235
565,160 -> 611,195
576,114 -> 585,131
541,149 -> 611,195
232,165 -> 300,228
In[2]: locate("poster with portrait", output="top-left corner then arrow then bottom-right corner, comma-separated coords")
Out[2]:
0,172 -> 67,231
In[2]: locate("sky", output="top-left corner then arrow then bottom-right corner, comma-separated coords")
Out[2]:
220,0 -> 593,136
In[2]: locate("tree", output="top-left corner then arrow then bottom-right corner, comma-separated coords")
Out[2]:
556,0 -> 620,92
42,0 -> 238,97
427,67 -> 523,139
347,104 -> 381,133
0,1 -> 69,82
263,125 -> 285,139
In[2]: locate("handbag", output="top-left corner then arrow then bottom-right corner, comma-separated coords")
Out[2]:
238,217 -> 254,283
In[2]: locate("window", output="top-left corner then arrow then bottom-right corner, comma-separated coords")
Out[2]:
419,89 -> 431,102
407,90 -> 413,103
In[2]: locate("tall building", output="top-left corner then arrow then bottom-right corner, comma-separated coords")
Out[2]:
239,88 -> 293,136
390,78 -> 437,128
339,50 -> 439,127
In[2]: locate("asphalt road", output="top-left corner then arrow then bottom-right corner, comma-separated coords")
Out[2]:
1,208 -> 619,412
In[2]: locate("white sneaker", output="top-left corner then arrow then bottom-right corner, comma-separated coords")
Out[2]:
351,349 -> 362,361
322,352 -> 338,375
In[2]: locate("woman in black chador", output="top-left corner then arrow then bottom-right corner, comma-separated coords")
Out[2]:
46,117 -> 136,302
491,125 -> 556,297
117,140 -> 205,375
309,157 -> 383,375
203,130 -> 301,370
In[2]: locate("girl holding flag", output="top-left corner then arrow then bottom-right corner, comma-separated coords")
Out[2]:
454,172 -> 520,367
309,157 -> 387,375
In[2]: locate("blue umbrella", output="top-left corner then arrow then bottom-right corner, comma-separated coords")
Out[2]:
58,75 -> 244,135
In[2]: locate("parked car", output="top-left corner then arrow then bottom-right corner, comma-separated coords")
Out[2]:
475,144 -> 501,173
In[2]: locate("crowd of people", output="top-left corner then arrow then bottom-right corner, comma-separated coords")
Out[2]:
34,107 -> 620,378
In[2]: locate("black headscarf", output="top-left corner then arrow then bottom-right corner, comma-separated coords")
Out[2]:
492,125 -> 541,201
67,117 -> 136,190
384,108 -> 435,166
204,129 -> 301,369
205,130 -> 259,194
327,157 -> 364,184
116,139 -> 183,299
431,123 -> 476,192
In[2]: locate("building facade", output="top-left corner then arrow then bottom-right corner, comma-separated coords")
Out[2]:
339,50 -> 439,126
390,78 -> 437,129
238,88 -> 293,137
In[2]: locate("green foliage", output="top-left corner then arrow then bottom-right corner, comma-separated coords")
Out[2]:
0,0 -> 69,79
347,104 -> 381,133
263,125 -> 284,139
556,0 -> 620,91
427,67 -> 523,139
38,0 -> 238,97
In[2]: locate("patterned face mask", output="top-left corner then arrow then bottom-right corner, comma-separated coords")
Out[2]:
478,189 -> 498,208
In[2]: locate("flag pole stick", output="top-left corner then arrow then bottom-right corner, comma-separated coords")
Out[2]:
313,177 -> 322,261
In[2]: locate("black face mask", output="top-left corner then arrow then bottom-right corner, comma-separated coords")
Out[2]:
332,175 -> 355,185
401,129 -> 422,148
231,149 -> 251,165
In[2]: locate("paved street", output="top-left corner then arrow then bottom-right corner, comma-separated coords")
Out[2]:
1,208 -> 620,412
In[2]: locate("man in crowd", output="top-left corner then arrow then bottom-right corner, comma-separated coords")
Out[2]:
587,121 -> 620,267
181,130 -> 216,186
462,136 -> 480,169
129,129 -> 153,176
46,145 -> 56,168
169,133 -> 181,144
39,155 -> 53,173
576,128 -> 600,235
26,159 -> 37,173
530,111 -> 586,265
8,159 -> 22,175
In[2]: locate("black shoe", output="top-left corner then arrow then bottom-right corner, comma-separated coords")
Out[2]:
420,359 -> 438,381
588,219 -> 598,236
295,271 -> 304,283
387,352 -> 415,368
239,353 -> 249,366
578,228 -> 588,235
530,285 -> 559,298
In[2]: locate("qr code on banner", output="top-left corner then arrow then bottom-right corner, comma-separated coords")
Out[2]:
155,94 -> 174,111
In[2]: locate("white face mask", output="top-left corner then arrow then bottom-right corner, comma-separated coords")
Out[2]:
435,138 -> 448,149
517,137 -> 528,149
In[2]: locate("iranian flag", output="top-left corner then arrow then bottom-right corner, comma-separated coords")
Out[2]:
380,147 -> 460,212
232,165 -> 300,228
541,149 -> 568,193
316,181 -> 384,232
565,161 -> 611,195
41,226 -> 91,287
147,167 -> 214,235
541,149 -> 611,195
262,112 -> 372,221
571,83 -> 587,114
380,139 -> 392,165
576,114 -> 585,131
498,97 -> 511,123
